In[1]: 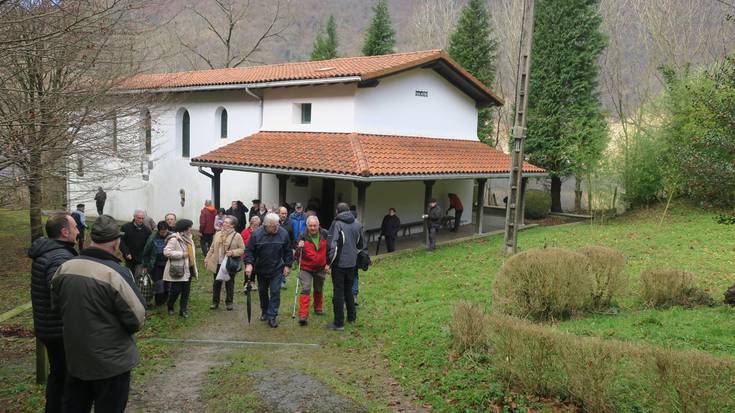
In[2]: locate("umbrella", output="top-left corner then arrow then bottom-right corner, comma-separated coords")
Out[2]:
245,275 -> 252,324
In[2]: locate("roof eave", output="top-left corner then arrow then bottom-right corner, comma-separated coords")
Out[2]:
114,76 -> 363,95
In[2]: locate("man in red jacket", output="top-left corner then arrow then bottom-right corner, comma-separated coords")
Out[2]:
447,193 -> 464,232
199,200 -> 217,256
295,215 -> 329,326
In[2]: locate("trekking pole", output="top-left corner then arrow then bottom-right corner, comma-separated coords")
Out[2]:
291,247 -> 303,319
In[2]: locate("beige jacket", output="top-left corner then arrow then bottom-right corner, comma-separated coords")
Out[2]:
163,233 -> 198,282
204,229 -> 245,273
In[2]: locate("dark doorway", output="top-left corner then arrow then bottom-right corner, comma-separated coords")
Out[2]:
319,178 -> 336,229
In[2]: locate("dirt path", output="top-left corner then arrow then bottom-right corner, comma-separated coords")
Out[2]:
127,292 -> 426,413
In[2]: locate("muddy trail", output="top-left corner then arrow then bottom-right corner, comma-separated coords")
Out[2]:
127,290 -> 427,413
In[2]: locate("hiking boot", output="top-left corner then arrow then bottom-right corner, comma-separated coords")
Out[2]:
259,314 -> 267,321
315,310 -> 325,316
179,311 -> 189,318
209,303 -> 219,310
298,318 -> 308,326
326,323 -> 344,332
268,318 -> 279,328
168,309 -> 175,316
226,303 -> 233,311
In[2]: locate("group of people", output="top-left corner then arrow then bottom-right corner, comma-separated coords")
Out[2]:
28,197 -> 369,412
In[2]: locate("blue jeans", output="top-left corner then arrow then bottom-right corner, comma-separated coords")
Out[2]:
352,269 -> 359,297
258,272 -> 282,320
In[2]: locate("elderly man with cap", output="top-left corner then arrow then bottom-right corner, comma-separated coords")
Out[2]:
52,215 -> 145,412
119,210 -> 151,277
289,202 -> 307,241
244,212 -> 293,328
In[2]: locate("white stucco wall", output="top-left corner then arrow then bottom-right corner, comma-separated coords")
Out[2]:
354,69 -> 479,140
261,84 -> 356,133
70,90 -> 263,223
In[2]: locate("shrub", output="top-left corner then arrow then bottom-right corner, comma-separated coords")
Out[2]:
639,269 -> 705,308
579,246 -> 628,309
449,301 -> 489,355
487,314 -> 735,412
493,247 -> 593,321
524,189 -> 551,219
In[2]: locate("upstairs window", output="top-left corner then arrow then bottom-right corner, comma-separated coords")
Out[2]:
220,108 -> 228,139
143,109 -> 152,155
182,110 -> 190,158
300,103 -> 311,124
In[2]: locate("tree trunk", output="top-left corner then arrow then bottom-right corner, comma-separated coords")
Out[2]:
551,176 -> 563,212
574,176 -> 583,211
28,181 -> 44,242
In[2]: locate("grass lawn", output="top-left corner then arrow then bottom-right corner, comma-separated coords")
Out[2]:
2,204 -> 733,412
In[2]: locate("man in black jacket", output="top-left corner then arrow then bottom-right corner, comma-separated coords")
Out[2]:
327,203 -> 367,331
28,212 -> 79,413
380,208 -> 400,253
120,210 -> 151,276
52,215 -> 145,413
244,212 -> 293,328
226,200 -> 249,233
423,198 -> 442,251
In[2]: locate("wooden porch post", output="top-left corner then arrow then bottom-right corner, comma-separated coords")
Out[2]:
520,177 -> 528,226
476,178 -> 487,234
423,180 -> 435,247
212,168 -> 222,210
277,174 -> 289,206
354,182 -> 369,222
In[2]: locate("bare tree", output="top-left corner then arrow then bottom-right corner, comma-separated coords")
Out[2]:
174,0 -> 291,69
0,0 -> 161,240
406,0 -> 459,50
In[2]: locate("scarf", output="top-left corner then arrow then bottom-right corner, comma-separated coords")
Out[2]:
206,205 -> 216,212
180,233 -> 195,265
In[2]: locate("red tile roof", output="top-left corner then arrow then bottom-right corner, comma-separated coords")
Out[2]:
120,50 -> 503,105
191,131 -> 544,179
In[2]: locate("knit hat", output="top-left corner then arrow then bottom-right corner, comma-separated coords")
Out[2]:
91,215 -> 123,243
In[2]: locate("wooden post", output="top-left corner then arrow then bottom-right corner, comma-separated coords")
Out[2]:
35,339 -> 47,384
212,168 -> 222,210
520,177 -> 528,226
476,178 -> 487,234
354,182 -> 369,222
423,180 -> 435,247
277,174 -> 289,206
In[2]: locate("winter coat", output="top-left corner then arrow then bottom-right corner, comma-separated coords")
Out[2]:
280,217 -> 295,247
142,231 -> 169,269
427,204 -> 442,228
225,206 -> 248,232
71,210 -> 87,233
120,221 -> 151,266
94,190 -> 107,204
448,193 -> 464,211
327,211 -> 367,269
51,247 -> 145,380
204,229 -> 245,273
199,206 -> 217,235
163,233 -> 198,282
381,214 -> 400,238
28,238 -> 78,341
289,211 -> 307,241
241,227 -> 254,248
244,226 -> 294,276
296,228 -> 328,271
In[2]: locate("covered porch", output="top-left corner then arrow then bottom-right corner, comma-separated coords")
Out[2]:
191,131 -> 544,249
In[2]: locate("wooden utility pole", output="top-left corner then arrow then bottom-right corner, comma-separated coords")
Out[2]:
503,0 -> 536,255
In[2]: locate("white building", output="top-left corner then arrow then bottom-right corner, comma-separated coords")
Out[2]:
71,50 -> 543,233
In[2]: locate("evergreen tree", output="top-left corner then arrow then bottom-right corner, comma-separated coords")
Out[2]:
361,0 -> 396,56
524,0 -> 608,212
448,0 -> 498,142
311,15 -> 339,61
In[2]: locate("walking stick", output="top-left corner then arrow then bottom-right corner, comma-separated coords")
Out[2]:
375,234 -> 382,256
245,275 -> 252,324
291,247 -> 303,319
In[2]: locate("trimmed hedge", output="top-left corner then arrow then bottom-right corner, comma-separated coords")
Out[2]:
640,269 -> 713,308
524,189 -> 551,219
579,246 -> 628,309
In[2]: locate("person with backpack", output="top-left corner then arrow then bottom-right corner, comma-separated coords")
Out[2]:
70,204 -> 87,250
163,219 -> 198,318
295,215 -> 329,326
326,203 -> 368,331
290,202 -> 307,241
142,221 -> 171,307
204,216 -> 245,311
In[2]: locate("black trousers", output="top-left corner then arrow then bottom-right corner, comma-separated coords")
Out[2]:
62,371 -> 130,413
200,233 -> 213,257
95,201 -> 104,216
167,280 -> 191,313
40,337 -> 66,413
385,235 -> 396,252
453,209 -> 463,231
331,266 -> 356,327
212,265 -> 235,305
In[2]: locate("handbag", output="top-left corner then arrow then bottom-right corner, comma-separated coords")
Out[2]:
136,269 -> 154,305
357,250 -> 371,271
224,233 -> 243,274
167,239 -> 187,279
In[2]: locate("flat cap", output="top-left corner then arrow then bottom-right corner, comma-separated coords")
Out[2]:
91,215 -> 123,243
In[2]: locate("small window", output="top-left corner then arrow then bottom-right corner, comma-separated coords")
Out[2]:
182,110 -> 190,158
300,103 -> 311,124
220,109 -> 228,139
143,109 -> 152,155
